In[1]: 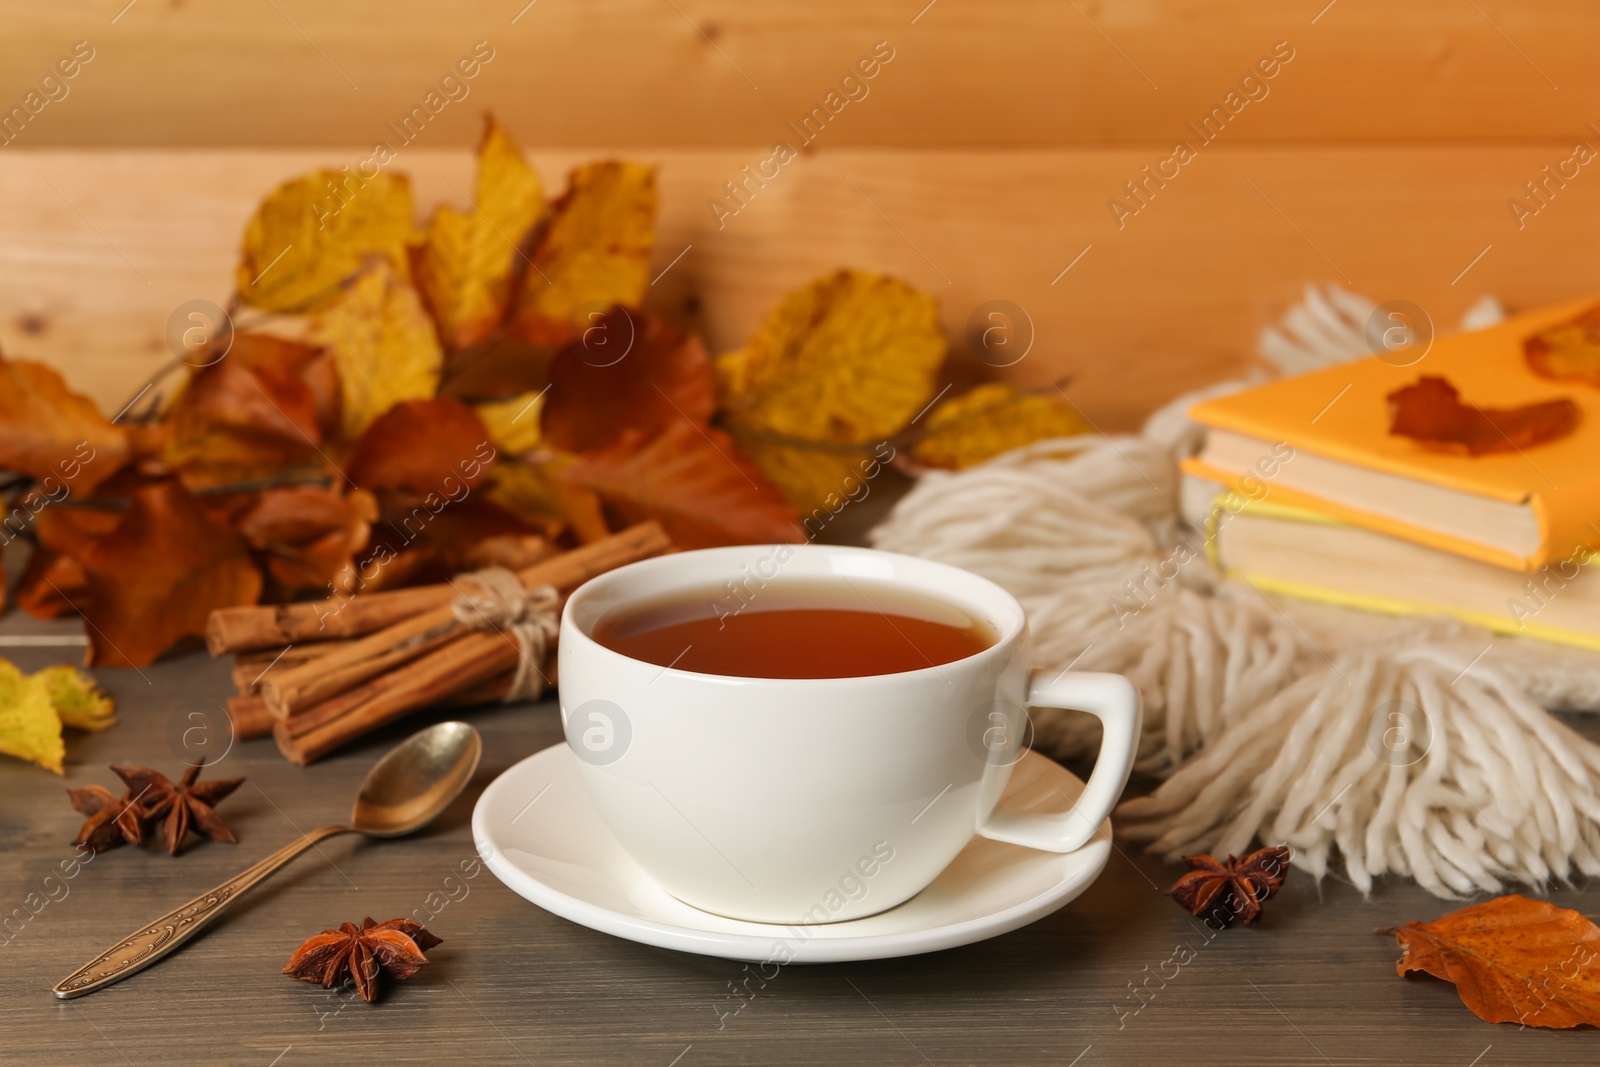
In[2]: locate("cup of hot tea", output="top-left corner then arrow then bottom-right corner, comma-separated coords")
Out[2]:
558,543 -> 1141,926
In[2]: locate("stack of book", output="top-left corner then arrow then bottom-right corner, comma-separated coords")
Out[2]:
1184,296 -> 1600,651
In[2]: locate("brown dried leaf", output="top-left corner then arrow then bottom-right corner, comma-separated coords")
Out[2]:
346,398 -> 494,499
160,345 -> 323,489
1387,375 -> 1579,456
541,310 -> 714,454
0,354 -> 127,495
1391,894 -> 1600,1029
76,481 -> 263,667
554,422 -> 800,548
235,485 -> 378,594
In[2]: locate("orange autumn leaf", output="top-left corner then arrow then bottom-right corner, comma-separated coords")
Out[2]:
346,397 -> 495,498
21,505 -> 120,618
161,342 -> 325,489
76,481 -> 263,667
1525,303 -> 1600,388
554,422 -> 800,548
541,310 -> 714,454
1386,375 -> 1579,456
415,116 -> 545,350
1391,894 -> 1600,1029
14,549 -> 87,620
0,353 -> 127,495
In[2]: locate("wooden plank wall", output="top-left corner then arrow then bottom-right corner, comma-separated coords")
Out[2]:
1,2 -> 1597,425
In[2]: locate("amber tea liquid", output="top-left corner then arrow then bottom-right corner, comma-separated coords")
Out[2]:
592,580 -> 994,679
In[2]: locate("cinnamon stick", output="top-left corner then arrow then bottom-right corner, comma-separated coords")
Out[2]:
259,523 -> 667,719
231,641 -> 347,694
207,585 -> 457,656
206,521 -> 666,655
226,695 -> 276,741
275,633 -> 528,764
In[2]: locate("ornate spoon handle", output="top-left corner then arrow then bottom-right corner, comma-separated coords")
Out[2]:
52,825 -> 351,999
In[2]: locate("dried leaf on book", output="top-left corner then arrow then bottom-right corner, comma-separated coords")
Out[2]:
1386,375 -> 1579,456
1389,894 -> 1600,1028
1525,303 -> 1600,388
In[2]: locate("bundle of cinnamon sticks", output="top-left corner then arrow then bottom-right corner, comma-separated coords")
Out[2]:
209,522 -> 672,765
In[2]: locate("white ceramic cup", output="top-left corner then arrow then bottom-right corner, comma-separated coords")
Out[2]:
558,544 -> 1141,926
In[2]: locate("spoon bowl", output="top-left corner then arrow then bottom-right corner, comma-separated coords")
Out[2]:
352,721 -> 483,836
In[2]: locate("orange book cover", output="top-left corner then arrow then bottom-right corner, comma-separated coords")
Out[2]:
1183,295 -> 1600,571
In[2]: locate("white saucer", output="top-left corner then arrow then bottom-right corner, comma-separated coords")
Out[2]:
472,744 -> 1111,963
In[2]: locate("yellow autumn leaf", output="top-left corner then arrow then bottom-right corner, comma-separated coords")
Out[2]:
311,258 -> 445,440
0,660 -> 64,774
911,383 -> 1091,470
236,169 -> 415,313
475,391 -> 544,454
416,118 -> 546,349
36,664 -> 116,732
515,161 -> 657,344
715,270 -> 944,509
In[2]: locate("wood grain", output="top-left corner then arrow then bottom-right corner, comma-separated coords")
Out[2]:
1,2 -> 1597,147
2,613 -> 1598,1065
3,144 -> 1600,426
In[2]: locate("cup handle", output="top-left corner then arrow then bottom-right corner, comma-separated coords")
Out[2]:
977,670 -> 1142,853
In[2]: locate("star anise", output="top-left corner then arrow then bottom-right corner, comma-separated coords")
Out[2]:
113,762 -> 244,855
284,917 -> 442,1003
67,784 -> 147,853
1167,844 -> 1291,928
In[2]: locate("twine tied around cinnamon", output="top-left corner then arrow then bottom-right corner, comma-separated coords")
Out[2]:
449,567 -> 561,702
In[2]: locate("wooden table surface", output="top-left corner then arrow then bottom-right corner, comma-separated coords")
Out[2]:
2,612 -> 1596,1067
